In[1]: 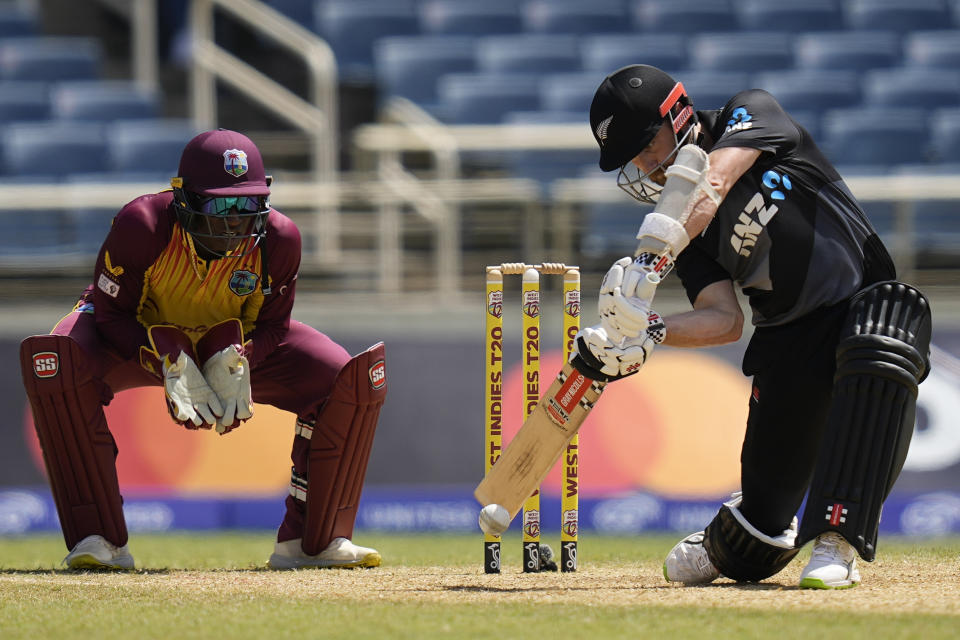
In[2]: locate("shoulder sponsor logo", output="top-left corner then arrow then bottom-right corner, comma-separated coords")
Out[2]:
369,359 -> 386,389
32,351 -> 59,378
104,251 -> 124,277
228,269 -> 259,296
98,272 -> 120,298
725,106 -> 753,133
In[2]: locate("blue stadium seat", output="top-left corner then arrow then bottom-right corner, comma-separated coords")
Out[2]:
786,110 -> 822,143
752,70 -> 860,113
689,32 -> 794,73
675,71 -> 750,111
580,34 -> 686,74
315,0 -> 419,81
264,0 -> 315,26
52,82 -> 159,122
794,31 -> 901,72
903,31 -> 960,69
521,0 -> 630,36
844,0 -> 952,33
65,172 -> 171,252
633,0 -> 738,34
106,119 -> 200,173
0,37 -> 101,82
418,0 -> 522,36
736,0 -> 843,32
820,108 -> 930,166
0,82 -> 50,122
539,72 -> 604,113
374,36 -> 476,108
436,73 -> 541,123
1,122 -> 109,178
930,108 -> 960,163
475,35 -> 580,74
861,68 -> 960,110
0,208 -> 72,257
890,164 -> 960,266
0,4 -> 37,37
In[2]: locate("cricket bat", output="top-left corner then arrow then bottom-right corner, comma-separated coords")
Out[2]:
474,361 -> 605,520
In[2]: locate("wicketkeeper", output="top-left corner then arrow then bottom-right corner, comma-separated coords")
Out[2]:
20,129 -> 387,570
572,65 -> 931,589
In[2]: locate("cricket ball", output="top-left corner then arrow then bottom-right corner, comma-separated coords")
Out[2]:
478,503 -> 511,536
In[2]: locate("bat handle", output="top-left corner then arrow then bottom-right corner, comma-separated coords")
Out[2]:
635,271 -> 661,301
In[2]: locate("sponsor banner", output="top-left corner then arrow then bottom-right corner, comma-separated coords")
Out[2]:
3,487 -> 960,536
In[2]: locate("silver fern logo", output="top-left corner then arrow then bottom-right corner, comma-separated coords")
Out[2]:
595,115 -> 613,145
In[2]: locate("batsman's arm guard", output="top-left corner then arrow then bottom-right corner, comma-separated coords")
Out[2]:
634,144 -> 721,278
797,281 -> 932,561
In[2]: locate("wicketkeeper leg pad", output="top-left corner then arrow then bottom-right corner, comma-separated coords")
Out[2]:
300,343 -> 387,555
703,493 -> 800,582
798,281 -> 931,561
20,334 -> 127,549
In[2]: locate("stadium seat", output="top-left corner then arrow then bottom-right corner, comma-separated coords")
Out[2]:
418,0 -> 522,36
0,37 -> 101,82
736,0 -> 843,32
436,73 -> 541,124
539,72 -> 605,113
500,111 -> 596,185
752,70 -> 860,113
521,0 -> 630,36
264,0 -> 315,26
633,0 -> 738,34
689,32 -> 794,73
930,108 -> 960,163
1,122 -> 109,178
0,4 -> 37,37
580,34 -> 686,74
674,71 -> 750,111
820,108 -> 930,167
903,31 -> 960,70
0,208 -> 72,256
314,0 -> 419,81
52,82 -> 159,122
787,110 -> 822,143
844,0 -> 952,33
475,35 -> 580,74
0,82 -> 50,122
861,68 -> 960,110
794,31 -> 901,72
106,119 -> 200,173
374,36 -> 476,108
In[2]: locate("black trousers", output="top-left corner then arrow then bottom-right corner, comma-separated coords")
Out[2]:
737,300 -> 849,537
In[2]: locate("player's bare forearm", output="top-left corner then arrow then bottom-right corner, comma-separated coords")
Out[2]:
661,279 -> 744,347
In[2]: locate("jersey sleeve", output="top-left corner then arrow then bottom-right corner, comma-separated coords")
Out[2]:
244,210 -> 300,367
93,194 -> 174,360
710,89 -> 801,159
675,240 -> 732,306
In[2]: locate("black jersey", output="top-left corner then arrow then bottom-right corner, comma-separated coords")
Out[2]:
674,89 -> 894,326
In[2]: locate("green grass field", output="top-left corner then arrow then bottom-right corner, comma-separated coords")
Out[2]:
1,532 -> 958,639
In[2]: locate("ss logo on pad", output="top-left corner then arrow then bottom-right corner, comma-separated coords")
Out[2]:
33,352 -> 60,378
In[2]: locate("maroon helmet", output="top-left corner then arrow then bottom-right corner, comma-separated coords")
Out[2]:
171,129 -> 271,258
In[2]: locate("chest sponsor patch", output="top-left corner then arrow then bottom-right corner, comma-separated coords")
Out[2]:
97,272 -> 120,298
229,270 -> 259,296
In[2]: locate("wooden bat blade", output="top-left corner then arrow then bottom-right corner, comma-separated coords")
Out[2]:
474,362 -> 605,519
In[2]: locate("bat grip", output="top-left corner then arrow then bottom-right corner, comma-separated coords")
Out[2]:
634,271 -> 661,301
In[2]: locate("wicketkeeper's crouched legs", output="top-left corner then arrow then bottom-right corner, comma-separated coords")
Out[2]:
20,334 -> 127,550
274,343 -> 386,564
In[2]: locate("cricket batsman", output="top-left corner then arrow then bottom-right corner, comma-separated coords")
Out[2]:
20,129 -> 386,570
572,65 -> 931,588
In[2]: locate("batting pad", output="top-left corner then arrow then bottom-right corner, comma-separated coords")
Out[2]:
798,281 -> 931,561
20,334 -> 127,549
302,342 -> 386,555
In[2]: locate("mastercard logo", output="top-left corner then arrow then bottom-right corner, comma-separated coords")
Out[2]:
501,350 -> 750,498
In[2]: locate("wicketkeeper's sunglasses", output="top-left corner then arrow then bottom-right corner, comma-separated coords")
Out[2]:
195,195 -> 268,216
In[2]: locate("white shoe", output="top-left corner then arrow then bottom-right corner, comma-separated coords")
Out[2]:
63,535 -> 134,570
799,532 -> 861,589
663,531 -> 720,584
268,537 -> 381,570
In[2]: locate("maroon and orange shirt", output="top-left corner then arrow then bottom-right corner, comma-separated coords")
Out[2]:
79,190 -> 299,367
